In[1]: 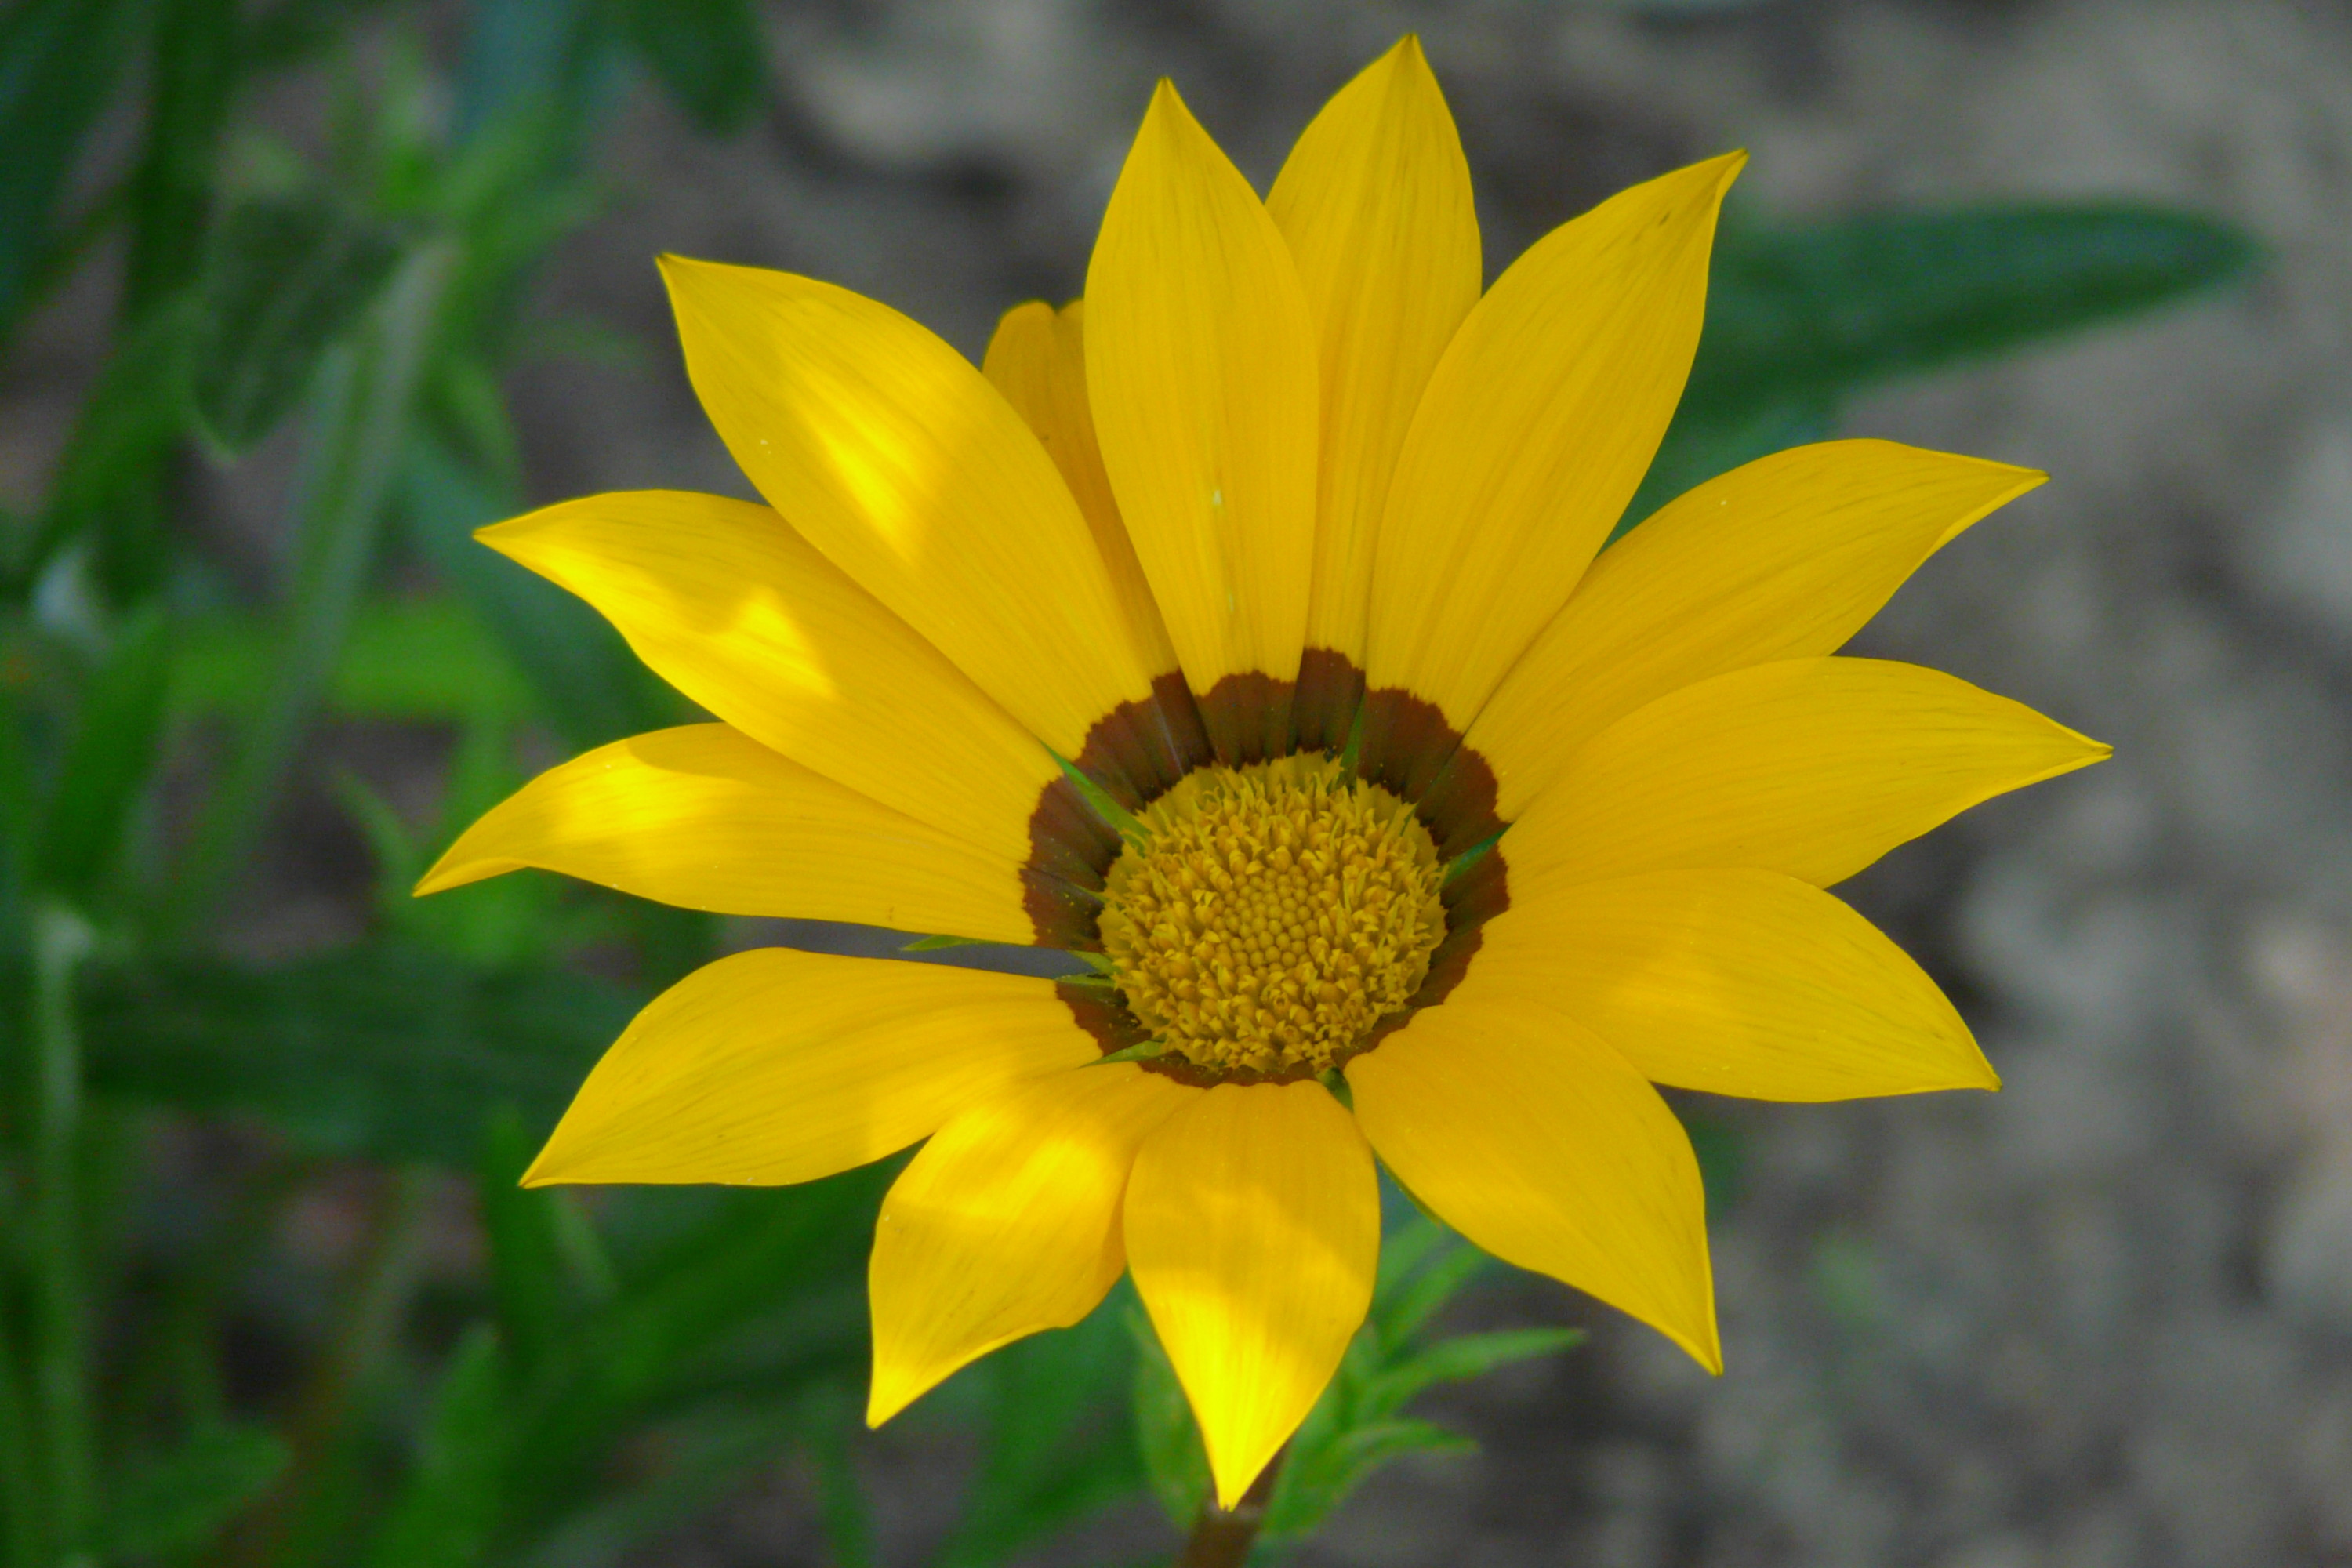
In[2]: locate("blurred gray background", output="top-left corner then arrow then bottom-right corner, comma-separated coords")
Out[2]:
15,0 -> 2352,1563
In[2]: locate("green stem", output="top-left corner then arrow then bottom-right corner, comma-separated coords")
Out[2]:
111,1156 -> 312,1443
27,904 -> 96,1564
223,1167 -> 430,1568
165,241 -> 454,937
1178,1450 -> 1284,1568
800,1389 -> 875,1568
119,0 -> 238,320
1053,751 -> 1146,844
0,1296 -> 43,1568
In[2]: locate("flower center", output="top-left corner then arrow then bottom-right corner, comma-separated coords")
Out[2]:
1098,755 -> 1446,1077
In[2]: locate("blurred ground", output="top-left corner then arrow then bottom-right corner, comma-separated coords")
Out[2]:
16,0 -> 2352,1563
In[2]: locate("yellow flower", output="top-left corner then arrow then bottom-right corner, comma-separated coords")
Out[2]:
419,38 -> 2106,1507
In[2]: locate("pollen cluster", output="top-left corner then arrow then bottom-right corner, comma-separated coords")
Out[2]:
1098,756 -> 1446,1076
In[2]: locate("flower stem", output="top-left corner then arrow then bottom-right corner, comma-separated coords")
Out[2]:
165,241 -> 452,937
224,1167 -> 430,1568
0,1313 -> 41,1568
1178,1450 -> 1284,1568
27,903 -> 96,1563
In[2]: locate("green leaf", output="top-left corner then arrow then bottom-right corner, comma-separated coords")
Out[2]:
582,1178 -> 880,1410
34,604 -> 174,901
167,240 -> 456,931
477,1110 -> 572,1382
79,943 -> 635,1166
495,1175 -> 881,1534
1247,1217 -> 1582,1543
1612,395 -> 1835,543
1360,1327 -> 1585,1414
403,440 -> 678,750
93,1423 -> 291,1557
1087,1036 -> 1166,1066
1370,1220 -> 1486,1348
1054,751 -> 1147,844
0,0 -> 144,342
801,1389 -> 877,1568
0,656 -> 34,941
122,0 -> 241,317
452,0 -> 608,150
1680,1102 -> 1747,1218
938,1301 -> 1144,1568
241,0 -> 404,73
20,297 -> 195,596
311,596 -> 530,721
172,597 -> 537,726
615,0 -> 767,136
515,1409 -> 797,1568
1127,1305 -> 1211,1531
363,1324 -> 514,1568
190,195 -> 406,455
334,710 -> 593,968
901,935 -> 987,953
1692,203 -> 2257,411
1261,1419 -> 1472,1541
424,351 -> 526,491
1610,202 -> 2252,543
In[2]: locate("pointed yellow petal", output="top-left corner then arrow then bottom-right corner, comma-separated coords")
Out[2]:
660,256 -> 1156,757
478,491 -> 1051,862
1125,1080 -> 1376,1508
1269,35 -> 1480,665
1086,82 -> 1319,750
414,724 -> 1032,944
1504,657 -> 2110,895
1468,869 -> 1994,1101
1465,441 -> 2045,818
867,1063 -> 1194,1425
982,299 -> 1181,678
1348,997 -> 1719,1371
524,951 -> 1094,1187
1364,153 -> 1744,728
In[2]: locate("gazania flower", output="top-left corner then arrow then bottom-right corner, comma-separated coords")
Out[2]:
419,38 -> 2105,1507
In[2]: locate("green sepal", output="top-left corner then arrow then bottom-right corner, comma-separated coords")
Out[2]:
1088,1038 -> 1166,1067
901,934 -> 986,953
1441,830 -> 1503,886
1335,702 -> 1367,777
1051,751 -> 1147,845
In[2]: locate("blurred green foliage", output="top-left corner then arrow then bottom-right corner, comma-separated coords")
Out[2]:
0,2 -> 2253,1563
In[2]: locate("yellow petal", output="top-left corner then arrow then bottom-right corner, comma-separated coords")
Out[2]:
524,950 -> 1094,1187
415,724 -> 1032,944
660,256 -> 1157,760
1348,996 -> 1719,1370
1465,441 -> 2045,818
1268,35 -> 1480,667
982,299 -> 1180,677
1086,81 -> 1319,753
1466,869 -> 1994,1101
867,1063 -> 1195,1424
1504,657 -> 2109,895
479,490 -> 1051,862
1125,1080 -> 1376,1507
1363,153 -> 1744,729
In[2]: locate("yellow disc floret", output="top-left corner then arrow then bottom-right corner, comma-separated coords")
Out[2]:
1098,755 -> 1446,1077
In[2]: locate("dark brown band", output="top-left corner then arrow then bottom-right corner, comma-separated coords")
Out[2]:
1023,652 -> 1512,1083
